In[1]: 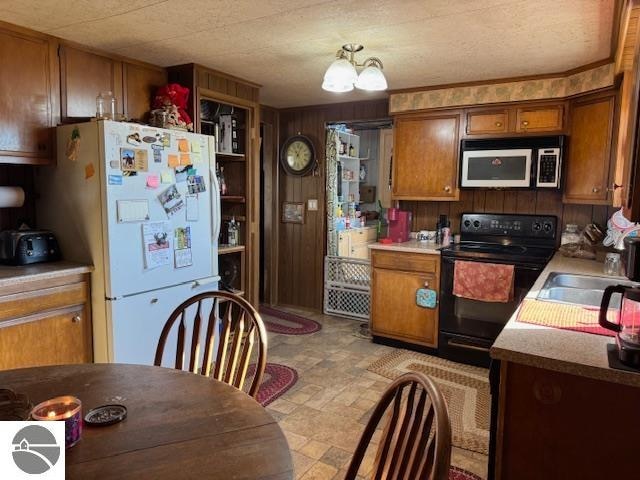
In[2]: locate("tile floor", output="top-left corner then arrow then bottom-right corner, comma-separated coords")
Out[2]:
265,308 -> 488,480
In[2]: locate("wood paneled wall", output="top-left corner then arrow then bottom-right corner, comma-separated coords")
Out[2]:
277,100 -> 388,310
402,190 -> 615,241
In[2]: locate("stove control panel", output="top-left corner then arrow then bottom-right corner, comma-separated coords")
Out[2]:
460,213 -> 557,239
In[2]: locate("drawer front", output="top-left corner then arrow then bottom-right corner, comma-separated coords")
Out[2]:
516,106 -> 564,132
372,250 -> 439,274
466,111 -> 508,134
0,281 -> 88,322
0,305 -> 91,369
351,228 -> 377,245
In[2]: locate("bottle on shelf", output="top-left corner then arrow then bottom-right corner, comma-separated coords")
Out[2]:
228,217 -> 239,246
218,165 -> 228,195
349,144 -> 356,157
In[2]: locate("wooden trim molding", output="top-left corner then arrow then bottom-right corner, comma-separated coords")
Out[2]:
389,63 -> 616,114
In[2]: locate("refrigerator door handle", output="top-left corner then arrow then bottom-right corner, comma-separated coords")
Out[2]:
209,149 -> 222,245
192,276 -> 221,288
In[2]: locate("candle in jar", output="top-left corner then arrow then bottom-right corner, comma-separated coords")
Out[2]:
31,396 -> 82,448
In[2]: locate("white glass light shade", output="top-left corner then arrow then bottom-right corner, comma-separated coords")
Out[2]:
355,65 -> 388,91
322,58 -> 358,92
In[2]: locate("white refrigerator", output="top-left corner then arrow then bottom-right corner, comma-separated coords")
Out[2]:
36,120 -> 221,364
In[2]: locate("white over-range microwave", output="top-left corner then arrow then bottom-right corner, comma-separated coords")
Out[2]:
460,136 -> 564,189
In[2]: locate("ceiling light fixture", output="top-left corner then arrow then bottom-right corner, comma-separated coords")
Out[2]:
322,44 -> 387,93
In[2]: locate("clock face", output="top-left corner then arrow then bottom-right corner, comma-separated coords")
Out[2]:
286,140 -> 312,171
281,135 -> 315,176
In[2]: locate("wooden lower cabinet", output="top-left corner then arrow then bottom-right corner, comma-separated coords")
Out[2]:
0,272 -> 92,370
371,250 -> 439,348
495,362 -> 640,480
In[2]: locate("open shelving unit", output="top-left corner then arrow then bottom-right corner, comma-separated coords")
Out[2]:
198,95 -> 256,298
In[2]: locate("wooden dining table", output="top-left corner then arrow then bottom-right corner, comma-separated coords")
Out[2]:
0,363 -> 293,479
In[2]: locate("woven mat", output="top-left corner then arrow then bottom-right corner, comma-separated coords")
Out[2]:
368,350 -> 490,455
516,299 -> 616,337
259,305 -> 322,335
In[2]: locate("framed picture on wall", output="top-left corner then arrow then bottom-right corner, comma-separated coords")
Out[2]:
282,202 -> 305,224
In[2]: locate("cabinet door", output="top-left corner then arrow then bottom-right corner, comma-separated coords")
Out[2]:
0,28 -> 53,163
350,243 -> 370,259
515,105 -> 564,132
392,113 -> 460,200
60,45 -> 123,119
0,305 -> 91,370
371,268 -> 438,347
466,110 -> 509,135
123,62 -> 167,121
337,231 -> 350,257
563,94 -> 615,203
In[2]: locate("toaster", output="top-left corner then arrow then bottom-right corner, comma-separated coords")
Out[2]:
0,230 -> 61,265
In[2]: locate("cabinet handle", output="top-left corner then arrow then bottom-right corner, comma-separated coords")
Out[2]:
592,187 -> 601,193
495,121 -> 502,127
607,183 -> 622,192
72,315 -> 82,323
443,185 -> 451,193
521,120 -> 529,127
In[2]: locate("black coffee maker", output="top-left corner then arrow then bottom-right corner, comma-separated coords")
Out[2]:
599,237 -> 640,367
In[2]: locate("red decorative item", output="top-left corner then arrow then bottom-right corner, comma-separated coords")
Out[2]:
151,83 -> 193,131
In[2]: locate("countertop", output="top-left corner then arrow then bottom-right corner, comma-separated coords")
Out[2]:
0,260 -> 93,289
491,253 -> 640,387
368,239 -> 441,255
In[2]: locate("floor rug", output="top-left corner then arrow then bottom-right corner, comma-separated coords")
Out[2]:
259,305 -> 322,335
450,466 -> 483,480
248,363 -> 298,407
367,350 -> 490,455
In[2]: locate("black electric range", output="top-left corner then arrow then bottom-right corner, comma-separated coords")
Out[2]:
438,213 -> 557,368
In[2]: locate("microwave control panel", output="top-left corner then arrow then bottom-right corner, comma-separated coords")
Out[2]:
536,148 -> 561,188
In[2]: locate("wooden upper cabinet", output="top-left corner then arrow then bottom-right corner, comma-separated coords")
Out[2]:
123,62 -> 167,122
563,92 -> 616,204
0,27 -> 54,164
466,110 -> 509,135
515,105 -> 564,133
60,45 -> 123,120
392,113 -> 460,200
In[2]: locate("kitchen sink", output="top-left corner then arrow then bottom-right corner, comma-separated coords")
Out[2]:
537,272 -> 635,308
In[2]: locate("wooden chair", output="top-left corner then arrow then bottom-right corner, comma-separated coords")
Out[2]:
154,291 -> 268,399
345,372 -> 452,480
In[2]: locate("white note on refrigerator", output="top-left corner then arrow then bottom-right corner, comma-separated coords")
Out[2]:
186,194 -> 199,221
142,222 -> 171,269
117,200 -> 150,222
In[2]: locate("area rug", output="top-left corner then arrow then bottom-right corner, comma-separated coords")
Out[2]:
247,363 -> 298,407
449,466 -> 483,480
367,350 -> 490,455
259,305 -> 322,335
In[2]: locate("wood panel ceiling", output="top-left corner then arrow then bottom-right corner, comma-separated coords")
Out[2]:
0,0 -> 616,108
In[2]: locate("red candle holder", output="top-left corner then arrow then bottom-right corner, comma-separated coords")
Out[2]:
31,396 -> 82,448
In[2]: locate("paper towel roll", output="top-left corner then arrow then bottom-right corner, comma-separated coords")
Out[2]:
0,186 -> 25,208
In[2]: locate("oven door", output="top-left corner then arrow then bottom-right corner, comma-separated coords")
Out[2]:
461,148 -> 532,187
438,256 -> 543,366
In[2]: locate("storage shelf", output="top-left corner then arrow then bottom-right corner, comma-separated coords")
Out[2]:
219,245 -> 245,254
222,214 -> 246,222
338,154 -> 364,161
217,152 -> 246,161
221,195 -> 246,203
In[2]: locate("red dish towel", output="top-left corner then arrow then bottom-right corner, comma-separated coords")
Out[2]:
453,260 -> 515,303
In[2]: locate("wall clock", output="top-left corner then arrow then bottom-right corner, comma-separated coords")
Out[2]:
280,135 -> 316,176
